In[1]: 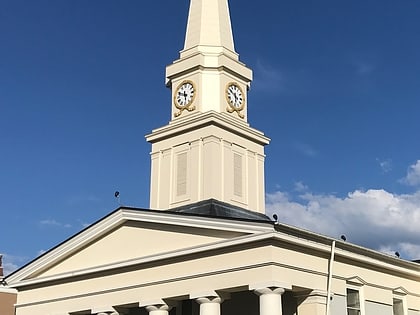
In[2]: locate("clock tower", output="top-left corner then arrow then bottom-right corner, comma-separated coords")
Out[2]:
146,0 -> 270,213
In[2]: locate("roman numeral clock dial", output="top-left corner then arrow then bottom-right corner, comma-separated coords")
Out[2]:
226,82 -> 245,118
174,80 -> 196,117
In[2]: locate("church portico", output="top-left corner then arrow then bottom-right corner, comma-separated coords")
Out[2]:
10,219 -> 340,315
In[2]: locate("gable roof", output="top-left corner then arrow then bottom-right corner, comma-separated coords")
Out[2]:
6,200 -> 420,289
5,202 -> 274,287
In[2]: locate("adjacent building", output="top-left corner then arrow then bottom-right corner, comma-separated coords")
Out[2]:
0,255 -> 17,315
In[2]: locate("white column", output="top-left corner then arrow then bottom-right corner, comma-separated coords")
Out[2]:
144,304 -> 171,315
253,287 -> 285,315
190,291 -> 227,315
195,296 -> 222,315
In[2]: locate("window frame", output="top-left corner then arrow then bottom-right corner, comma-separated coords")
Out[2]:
392,293 -> 407,315
346,284 -> 365,315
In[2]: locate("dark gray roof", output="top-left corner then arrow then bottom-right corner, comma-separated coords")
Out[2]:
169,199 -> 271,222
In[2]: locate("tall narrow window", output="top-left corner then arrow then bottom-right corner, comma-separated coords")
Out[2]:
346,288 -> 361,315
393,298 -> 404,315
176,152 -> 188,196
233,153 -> 243,197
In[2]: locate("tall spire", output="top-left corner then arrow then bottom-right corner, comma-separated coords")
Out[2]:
149,0 -> 269,213
183,0 -> 235,53
166,0 -> 251,119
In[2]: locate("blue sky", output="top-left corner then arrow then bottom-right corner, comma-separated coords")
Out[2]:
1,0 -> 420,274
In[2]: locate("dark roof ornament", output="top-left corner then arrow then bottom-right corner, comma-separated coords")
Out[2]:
170,199 -> 271,222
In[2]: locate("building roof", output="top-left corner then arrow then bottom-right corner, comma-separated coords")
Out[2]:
169,199 -> 271,221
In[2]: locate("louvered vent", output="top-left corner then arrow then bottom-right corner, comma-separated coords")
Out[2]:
176,152 -> 188,196
233,153 -> 243,197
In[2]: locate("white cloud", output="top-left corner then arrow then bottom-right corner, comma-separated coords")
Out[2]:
66,194 -> 102,207
376,158 -> 392,173
253,60 -> 284,93
39,219 -> 60,226
266,188 -> 420,260
378,243 -> 420,260
294,181 -> 309,192
1,254 -> 27,276
39,219 -> 72,228
351,59 -> 375,76
294,142 -> 318,157
399,243 -> 420,259
400,160 -> 420,186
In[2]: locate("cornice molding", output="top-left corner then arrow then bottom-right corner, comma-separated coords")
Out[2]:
146,111 -> 270,146
273,222 -> 420,275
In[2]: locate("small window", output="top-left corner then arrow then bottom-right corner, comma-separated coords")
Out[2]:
347,288 -> 361,315
393,298 -> 404,315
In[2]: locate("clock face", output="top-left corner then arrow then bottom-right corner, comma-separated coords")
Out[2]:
226,83 -> 244,109
175,81 -> 195,107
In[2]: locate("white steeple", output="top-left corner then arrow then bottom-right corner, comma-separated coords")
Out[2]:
147,0 -> 270,213
183,0 -> 235,53
165,0 -> 252,120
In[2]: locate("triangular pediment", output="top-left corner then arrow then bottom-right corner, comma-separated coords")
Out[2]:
346,276 -> 367,286
7,207 -> 272,286
393,286 -> 409,295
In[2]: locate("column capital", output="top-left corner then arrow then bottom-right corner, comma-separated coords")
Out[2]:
140,299 -> 172,312
249,281 -> 291,296
253,287 -> 285,296
248,281 -> 292,290
252,284 -> 285,315
190,291 -> 230,304
141,300 -> 172,315
192,291 -> 228,315
195,296 -> 222,305
144,304 -> 171,312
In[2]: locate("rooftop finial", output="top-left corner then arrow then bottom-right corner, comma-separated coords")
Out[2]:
0,254 -> 3,278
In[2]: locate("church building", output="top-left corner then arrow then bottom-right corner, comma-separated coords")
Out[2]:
5,1 -> 420,315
